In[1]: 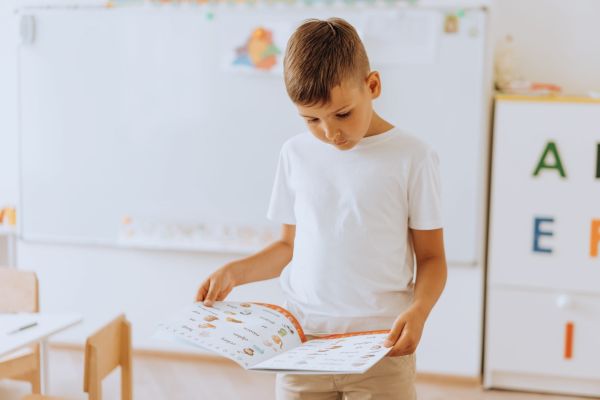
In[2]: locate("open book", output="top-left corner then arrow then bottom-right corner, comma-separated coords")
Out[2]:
157,301 -> 392,374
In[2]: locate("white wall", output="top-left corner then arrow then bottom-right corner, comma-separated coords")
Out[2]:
490,0 -> 600,94
2,0 -> 600,378
0,1 -> 18,266
0,0 -> 18,204
17,241 -> 285,353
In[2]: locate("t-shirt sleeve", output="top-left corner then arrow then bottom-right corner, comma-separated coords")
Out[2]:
407,149 -> 443,230
267,145 -> 296,224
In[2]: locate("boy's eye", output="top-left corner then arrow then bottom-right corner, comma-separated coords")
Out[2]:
336,112 -> 351,119
307,118 -> 319,124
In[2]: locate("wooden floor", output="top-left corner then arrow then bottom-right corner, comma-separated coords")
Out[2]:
0,348 -> 590,400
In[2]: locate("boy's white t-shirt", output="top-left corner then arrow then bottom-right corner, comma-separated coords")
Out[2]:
267,127 -> 443,334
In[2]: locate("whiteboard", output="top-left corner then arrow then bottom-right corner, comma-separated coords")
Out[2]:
18,5 -> 488,263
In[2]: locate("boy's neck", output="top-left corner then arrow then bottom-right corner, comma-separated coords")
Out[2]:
365,112 -> 394,138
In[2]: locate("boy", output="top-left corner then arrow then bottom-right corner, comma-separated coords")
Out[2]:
196,18 -> 447,399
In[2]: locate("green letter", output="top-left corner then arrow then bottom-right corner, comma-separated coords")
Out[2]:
596,143 -> 600,179
533,141 -> 566,178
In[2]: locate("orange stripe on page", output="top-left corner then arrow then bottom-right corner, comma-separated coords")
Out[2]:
251,302 -> 307,343
317,330 -> 390,340
564,322 -> 574,360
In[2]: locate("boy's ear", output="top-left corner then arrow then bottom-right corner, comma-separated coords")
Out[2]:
365,71 -> 382,99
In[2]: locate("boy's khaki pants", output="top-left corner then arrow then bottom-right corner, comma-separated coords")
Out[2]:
275,353 -> 416,400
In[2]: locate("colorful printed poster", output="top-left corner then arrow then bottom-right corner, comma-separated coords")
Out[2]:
158,301 -> 392,374
233,27 -> 281,71
220,18 -> 292,76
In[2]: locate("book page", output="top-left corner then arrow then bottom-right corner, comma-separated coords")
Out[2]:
158,301 -> 305,368
251,331 -> 392,374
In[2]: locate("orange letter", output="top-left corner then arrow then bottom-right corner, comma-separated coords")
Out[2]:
591,220 -> 600,257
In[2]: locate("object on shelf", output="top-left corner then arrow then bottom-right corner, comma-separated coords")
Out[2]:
501,80 -> 562,96
588,90 -> 600,99
494,34 -> 519,90
494,35 -> 561,95
0,207 -> 17,227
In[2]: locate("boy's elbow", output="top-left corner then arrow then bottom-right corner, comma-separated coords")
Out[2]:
416,254 -> 446,269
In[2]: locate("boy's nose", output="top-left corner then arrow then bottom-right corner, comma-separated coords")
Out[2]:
324,126 -> 339,141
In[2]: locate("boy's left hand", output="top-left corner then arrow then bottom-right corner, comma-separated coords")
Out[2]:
383,304 -> 427,357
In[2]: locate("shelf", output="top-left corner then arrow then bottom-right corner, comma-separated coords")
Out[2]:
116,238 -> 263,255
0,226 -> 17,236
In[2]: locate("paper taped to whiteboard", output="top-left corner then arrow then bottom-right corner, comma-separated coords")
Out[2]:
362,10 -> 441,66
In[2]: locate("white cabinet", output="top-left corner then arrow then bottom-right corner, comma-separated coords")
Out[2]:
485,95 -> 600,397
487,288 -> 600,379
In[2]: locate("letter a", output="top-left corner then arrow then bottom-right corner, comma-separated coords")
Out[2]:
533,141 -> 566,178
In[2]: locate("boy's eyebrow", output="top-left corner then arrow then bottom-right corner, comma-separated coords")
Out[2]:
300,104 -> 352,118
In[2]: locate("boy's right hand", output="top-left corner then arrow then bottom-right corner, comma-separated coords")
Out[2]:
195,263 -> 240,306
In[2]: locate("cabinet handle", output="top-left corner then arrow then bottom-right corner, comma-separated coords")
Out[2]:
564,321 -> 574,360
556,294 -> 573,309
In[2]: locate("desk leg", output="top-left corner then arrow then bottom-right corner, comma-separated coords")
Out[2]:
40,340 -> 49,394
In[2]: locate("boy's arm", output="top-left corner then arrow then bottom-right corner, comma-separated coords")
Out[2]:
233,224 -> 296,285
196,224 -> 295,306
384,228 -> 447,356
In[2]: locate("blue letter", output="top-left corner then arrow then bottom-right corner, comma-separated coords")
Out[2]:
533,217 -> 554,253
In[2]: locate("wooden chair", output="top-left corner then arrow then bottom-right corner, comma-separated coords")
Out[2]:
0,267 -> 42,393
22,314 -> 133,400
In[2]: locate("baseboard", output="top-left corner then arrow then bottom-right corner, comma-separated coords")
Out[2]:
486,370 -> 600,398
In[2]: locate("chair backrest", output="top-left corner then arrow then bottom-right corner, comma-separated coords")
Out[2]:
0,267 -> 39,313
83,314 -> 132,400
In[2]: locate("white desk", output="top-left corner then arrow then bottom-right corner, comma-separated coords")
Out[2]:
0,313 -> 82,394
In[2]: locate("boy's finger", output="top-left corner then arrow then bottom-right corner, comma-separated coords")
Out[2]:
196,281 -> 209,302
384,320 -> 406,347
204,281 -> 219,306
391,327 -> 418,357
392,328 -> 410,352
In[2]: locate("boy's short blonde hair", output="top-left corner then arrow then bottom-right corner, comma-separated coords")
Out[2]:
283,18 -> 370,106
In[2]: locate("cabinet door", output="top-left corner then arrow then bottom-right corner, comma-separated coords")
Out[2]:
487,287 -> 600,380
488,99 -> 600,292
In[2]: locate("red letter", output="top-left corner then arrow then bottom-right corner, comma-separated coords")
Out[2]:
591,220 -> 600,257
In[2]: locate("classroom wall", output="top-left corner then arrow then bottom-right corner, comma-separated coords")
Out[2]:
1,0 -> 600,377
490,0 -> 600,94
16,240 -> 286,354
0,1 -> 18,266
0,1 -> 18,206
4,0 -> 600,201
